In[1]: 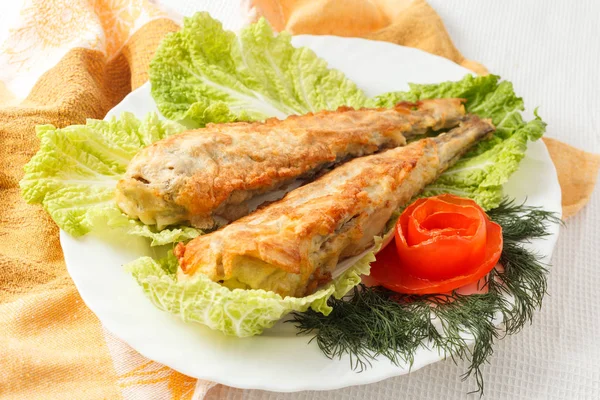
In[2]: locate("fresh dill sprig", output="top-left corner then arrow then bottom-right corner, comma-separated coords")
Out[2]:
291,197 -> 559,395
487,198 -> 563,241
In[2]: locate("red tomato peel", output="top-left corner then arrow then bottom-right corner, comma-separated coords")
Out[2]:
369,194 -> 503,294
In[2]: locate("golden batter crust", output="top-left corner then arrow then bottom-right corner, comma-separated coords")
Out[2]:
175,116 -> 494,297
116,99 -> 466,229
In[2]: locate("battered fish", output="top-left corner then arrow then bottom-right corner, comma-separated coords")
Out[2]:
116,99 -> 466,229
175,116 -> 495,297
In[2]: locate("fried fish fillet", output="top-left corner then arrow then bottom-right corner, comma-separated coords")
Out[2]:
116,99 -> 466,229
175,116 -> 495,297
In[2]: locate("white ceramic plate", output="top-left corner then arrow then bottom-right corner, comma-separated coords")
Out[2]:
61,36 -> 562,392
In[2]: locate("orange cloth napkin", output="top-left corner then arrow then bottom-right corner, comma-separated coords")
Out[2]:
0,2 -> 196,399
0,1 -> 598,399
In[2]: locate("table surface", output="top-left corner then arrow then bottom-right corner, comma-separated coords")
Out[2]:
3,1 -> 599,399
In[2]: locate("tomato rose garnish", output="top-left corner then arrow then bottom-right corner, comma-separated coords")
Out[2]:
370,194 -> 503,294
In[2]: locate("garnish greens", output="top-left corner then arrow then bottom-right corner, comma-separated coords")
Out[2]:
291,199 -> 561,394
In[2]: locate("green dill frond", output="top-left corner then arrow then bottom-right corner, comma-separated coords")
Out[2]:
291,197 -> 560,395
487,198 -> 563,241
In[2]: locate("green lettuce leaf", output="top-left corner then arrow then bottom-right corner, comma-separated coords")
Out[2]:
369,74 -> 546,209
149,12 -> 367,128
126,241 -> 377,337
20,112 -> 201,245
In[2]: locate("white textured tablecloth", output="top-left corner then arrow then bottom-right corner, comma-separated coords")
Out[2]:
154,1 -> 600,398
